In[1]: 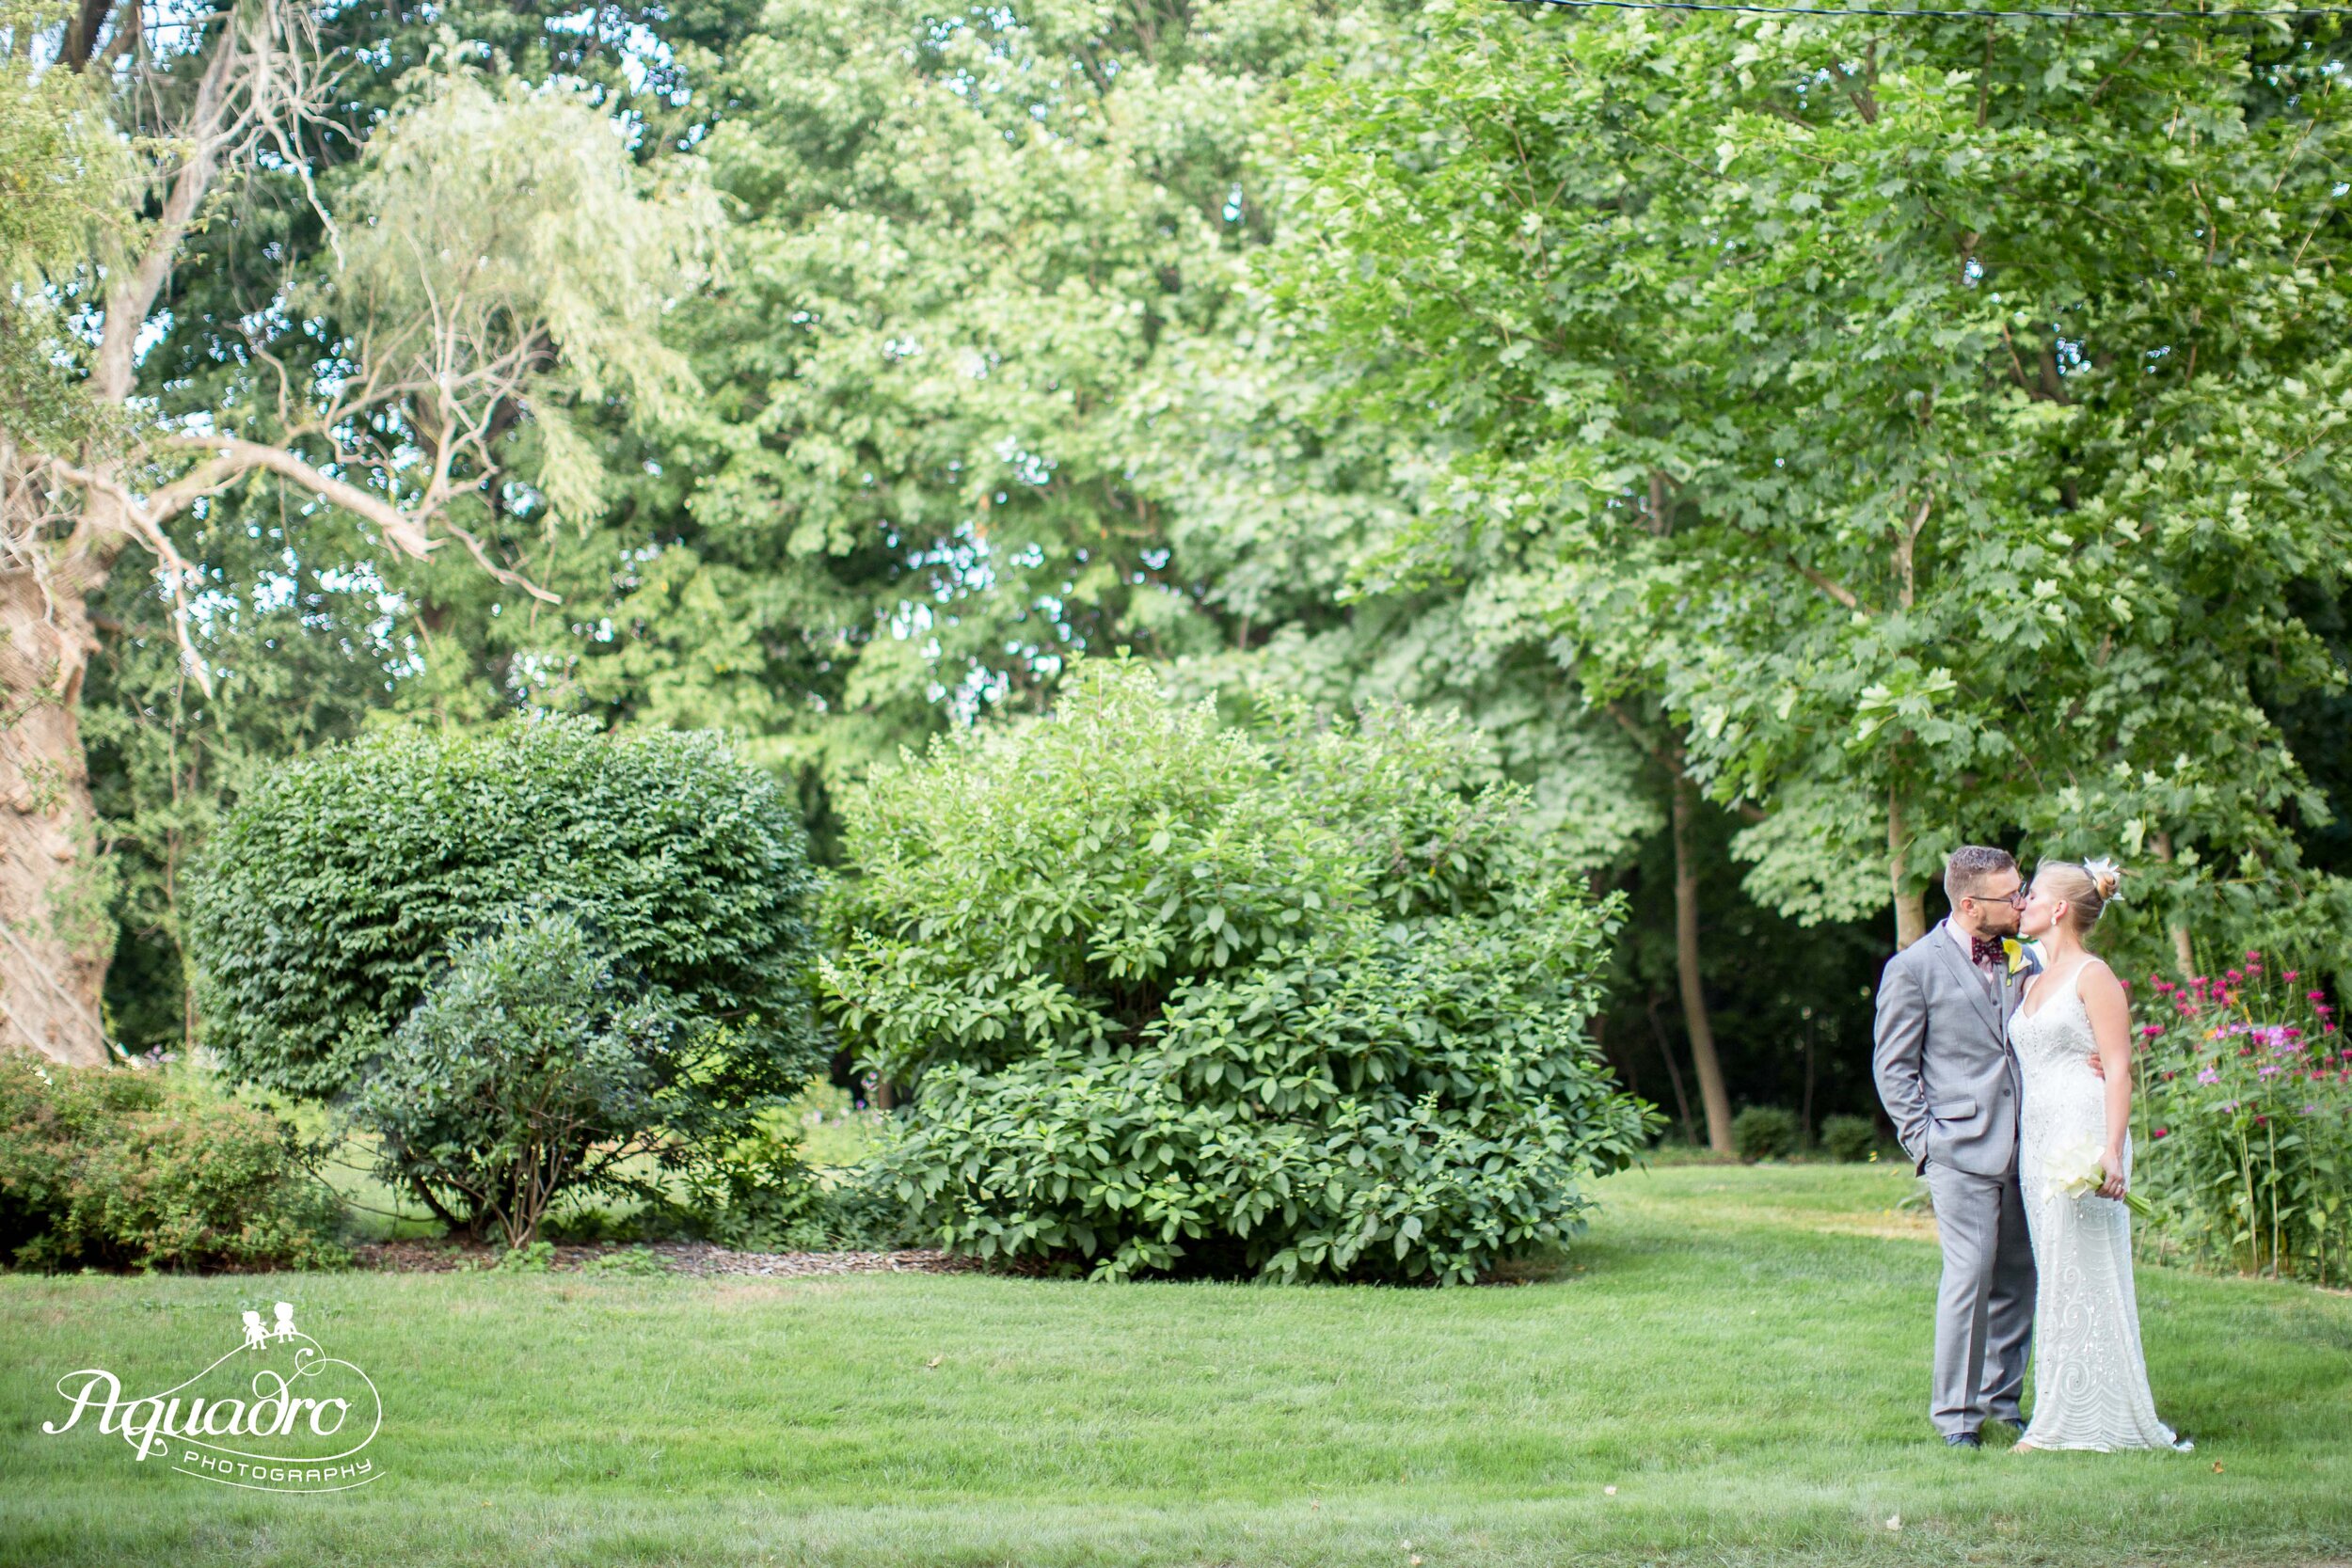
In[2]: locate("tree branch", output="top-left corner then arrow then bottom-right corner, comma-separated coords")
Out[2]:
1895,492 -> 1930,611
137,436 -> 564,603
1782,550 -> 1863,611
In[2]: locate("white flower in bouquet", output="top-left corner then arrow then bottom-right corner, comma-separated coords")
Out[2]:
2044,1132 -> 2153,1218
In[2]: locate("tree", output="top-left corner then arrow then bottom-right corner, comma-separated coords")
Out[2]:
56,0 -> 771,1047
1276,1 -> 2352,972
2,4 -> 711,1064
469,0 -> 1422,827
1,0 -> 127,1061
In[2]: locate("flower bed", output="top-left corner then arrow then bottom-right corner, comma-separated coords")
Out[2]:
2138,953 -> 2351,1287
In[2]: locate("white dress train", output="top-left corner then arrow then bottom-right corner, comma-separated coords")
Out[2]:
2009,961 -> 2189,1451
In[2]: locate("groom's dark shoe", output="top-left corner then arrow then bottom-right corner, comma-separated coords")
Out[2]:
1944,1432 -> 1982,1449
1987,1411 -> 2026,1433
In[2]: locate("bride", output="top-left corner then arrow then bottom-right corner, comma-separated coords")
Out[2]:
2008,857 -> 2191,1453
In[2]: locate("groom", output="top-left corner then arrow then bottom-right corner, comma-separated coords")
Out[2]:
1871,845 -> 2040,1449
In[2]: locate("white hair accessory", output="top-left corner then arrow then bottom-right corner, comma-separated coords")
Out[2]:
2081,857 -> 2125,903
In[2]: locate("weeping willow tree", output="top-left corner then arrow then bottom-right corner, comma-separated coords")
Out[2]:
0,2 -> 713,1064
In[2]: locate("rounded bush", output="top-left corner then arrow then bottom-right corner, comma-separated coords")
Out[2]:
186,716 -> 824,1104
823,661 -> 1659,1283
1731,1105 -> 1800,1163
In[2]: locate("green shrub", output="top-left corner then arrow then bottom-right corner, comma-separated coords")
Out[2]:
825,661 -> 1659,1283
2139,957 -> 2351,1287
185,716 -> 823,1105
803,1175 -> 919,1252
0,1055 -> 345,1272
674,1106 -> 913,1252
1731,1106 -> 1800,1163
1820,1114 -> 1880,1163
355,907 -> 707,1247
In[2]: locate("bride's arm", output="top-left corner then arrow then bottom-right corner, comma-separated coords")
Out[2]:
2080,961 -> 2137,1198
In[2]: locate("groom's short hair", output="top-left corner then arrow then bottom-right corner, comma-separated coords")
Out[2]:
1944,845 -> 2019,901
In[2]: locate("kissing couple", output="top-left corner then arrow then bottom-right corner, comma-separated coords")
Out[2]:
1873,845 -> 2193,1453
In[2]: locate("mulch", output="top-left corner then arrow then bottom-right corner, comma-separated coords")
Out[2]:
349,1239 -> 992,1278
348,1240 -> 1561,1285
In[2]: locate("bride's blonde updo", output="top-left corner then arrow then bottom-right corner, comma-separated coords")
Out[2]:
2035,856 -> 2126,934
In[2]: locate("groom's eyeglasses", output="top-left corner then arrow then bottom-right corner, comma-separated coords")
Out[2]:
1982,886 -> 2028,909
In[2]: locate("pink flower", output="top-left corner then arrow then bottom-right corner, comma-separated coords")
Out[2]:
2285,971 -> 2300,982
2247,949 -> 2264,961
2310,990 -> 2328,1002
2153,1127 -> 2169,1139
2141,1024 -> 2162,1037
2198,1068 -> 2220,1085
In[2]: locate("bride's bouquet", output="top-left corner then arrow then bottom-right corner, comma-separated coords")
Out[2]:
2044,1134 -> 2155,1218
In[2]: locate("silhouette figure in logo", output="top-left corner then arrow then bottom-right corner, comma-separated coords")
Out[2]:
242,1309 -> 270,1351
271,1302 -> 298,1341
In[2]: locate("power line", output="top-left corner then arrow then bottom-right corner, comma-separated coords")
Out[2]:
1504,0 -> 2352,19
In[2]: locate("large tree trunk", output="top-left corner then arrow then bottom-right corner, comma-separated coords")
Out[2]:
1893,889 -> 1928,950
1888,788 -> 1927,949
0,10 -> 246,1065
0,544 -> 114,1064
1671,771 -> 1735,1156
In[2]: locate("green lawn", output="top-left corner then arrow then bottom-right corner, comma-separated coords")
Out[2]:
3,1163 -> 2346,1567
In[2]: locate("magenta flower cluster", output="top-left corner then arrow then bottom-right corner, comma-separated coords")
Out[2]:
2139,950 -> 2351,1285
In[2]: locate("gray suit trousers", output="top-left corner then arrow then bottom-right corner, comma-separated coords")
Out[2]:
1925,1158 -> 2035,1435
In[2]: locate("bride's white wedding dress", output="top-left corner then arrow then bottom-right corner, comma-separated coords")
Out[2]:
2010,961 -> 2189,1451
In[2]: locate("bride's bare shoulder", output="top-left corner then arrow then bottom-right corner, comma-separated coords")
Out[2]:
2076,956 -> 2128,1007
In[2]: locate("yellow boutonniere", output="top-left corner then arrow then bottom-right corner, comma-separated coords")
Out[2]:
2001,938 -> 2028,975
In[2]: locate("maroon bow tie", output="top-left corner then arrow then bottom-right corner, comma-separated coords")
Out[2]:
1971,934 -> 2005,968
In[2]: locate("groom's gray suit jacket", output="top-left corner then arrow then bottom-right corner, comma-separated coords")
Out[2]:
1872,927 -> 2036,1177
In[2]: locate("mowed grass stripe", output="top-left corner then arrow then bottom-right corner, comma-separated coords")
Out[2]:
2,1164 -> 2345,1567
